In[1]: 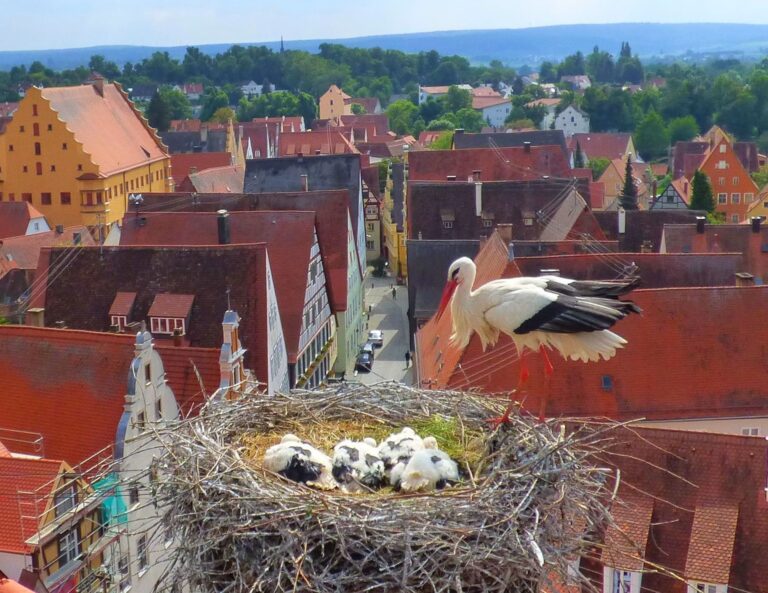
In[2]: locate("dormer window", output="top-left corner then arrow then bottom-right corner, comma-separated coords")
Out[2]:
109,291 -> 136,332
148,293 -> 194,336
440,209 -> 455,230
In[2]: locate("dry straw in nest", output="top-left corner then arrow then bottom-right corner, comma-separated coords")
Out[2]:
154,383 -> 617,593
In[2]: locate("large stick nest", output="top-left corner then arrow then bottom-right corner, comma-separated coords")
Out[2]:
154,384 -> 616,593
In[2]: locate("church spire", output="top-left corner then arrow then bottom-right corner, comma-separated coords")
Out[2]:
280,36 -> 284,53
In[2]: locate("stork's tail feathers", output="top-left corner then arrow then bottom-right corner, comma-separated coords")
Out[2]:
545,330 -> 628,363
568,277 -> 641,298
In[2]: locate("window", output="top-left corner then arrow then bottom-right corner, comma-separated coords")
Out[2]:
96,191 -> 103,204
129,484 -> 140,506
35,162 -> 42,175
693,583 -> 721,593
716,160 -> 727,169
732,214 -> 740,223
135,411 -> 145,431
145,362 -> 151,383
54,485 -> 77,516
732,193 -> 741,204
8,145 -> 12,152
32,104 -> 38,116
47,124 -> 52,131
19,125 -> 24,133
149,317 -> 184,335
601,375 -> 613,390
111,315 -> 127,331
732,176 -> 739,185
746,192 -> 755,202
41,192 -> 52,205
482,219 -> 493,228
666,194 -> 675,203
58,528 -> 79,566
155,397 -> 162,420
50,165 -> 56,172
34,142 -> 41,155
22,165 -> 28,173
523,217 -> 534,226
742,427 -> 760,436
366,240 -> 375,250
118,556 -> 131,592
612,569 -> 632,593
22,193 -> 32,203
718,177 -> 725,185
137,535 -> 149,572
33,123 -> 39,136
442,220 -> 453,229
62,142 -> 67,150
8,193 -> 14,201
60,192 -> 71,205
719,144 -> 726,153
718,193 -> 728,204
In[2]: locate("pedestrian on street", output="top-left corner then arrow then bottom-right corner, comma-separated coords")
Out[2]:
404,351 -> 411,367
392,286 -> 397,299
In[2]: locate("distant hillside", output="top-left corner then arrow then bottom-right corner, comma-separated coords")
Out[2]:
3,23 -> 768,70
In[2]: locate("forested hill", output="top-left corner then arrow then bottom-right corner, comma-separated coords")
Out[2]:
5,23 -> 768,70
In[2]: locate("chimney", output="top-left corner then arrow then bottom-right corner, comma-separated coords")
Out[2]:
652,180 -> 657,198
751,216 -> 762,233
173,327 -> 184,346
25,307 -> 44,327
496,223 -> 514,243
189,166 -> 198,175
315,149 -> 321,155
300,174 -> 309,191
540,268 -> 561,277
735,272 -> 755,287
508,242 -> 515,260
92,75 -> 104,97
696,216 -> 706,233
454,128 -> 464,135
523,141 -> 532,153
217,209 -> 231,244
472,169 -> 482,182
446,175 -> 457,182
474,182 -> 483,216
55,224 -> 64,235
618,207 -> 626,235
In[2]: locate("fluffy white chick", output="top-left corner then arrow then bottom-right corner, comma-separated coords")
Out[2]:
262,434 -> 337,490
399,437 -> 460,493
332,438 -> 386,492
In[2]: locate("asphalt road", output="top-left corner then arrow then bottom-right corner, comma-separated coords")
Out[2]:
349,274 -> 414,385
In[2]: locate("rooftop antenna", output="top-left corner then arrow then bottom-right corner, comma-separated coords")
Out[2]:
280,36 -> 285,53
226,287 -> 231,310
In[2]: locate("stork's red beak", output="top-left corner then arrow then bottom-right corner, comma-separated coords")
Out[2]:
436,279 -> 458,320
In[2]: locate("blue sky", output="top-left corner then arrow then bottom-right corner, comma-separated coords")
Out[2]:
3,0 -> 768,51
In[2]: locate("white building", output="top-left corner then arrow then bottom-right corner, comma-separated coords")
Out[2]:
473,97 -> 513,128
241,81 -> 273,98
554,105 -> 590,137
418,84 -> 472,105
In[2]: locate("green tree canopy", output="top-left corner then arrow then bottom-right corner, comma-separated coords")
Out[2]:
634,110 -> 669,160
386,99 -> 419,135
588,157 -> 611,181
200,89 -> 230,121
667,115 -> 700,144
443,85 -> 472,112
146,90 -> 171,132
619,156 -> 639,210
159,87 -> 192,120
690,170 -> 715,213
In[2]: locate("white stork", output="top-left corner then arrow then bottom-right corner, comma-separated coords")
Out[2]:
436,257 -> 640,423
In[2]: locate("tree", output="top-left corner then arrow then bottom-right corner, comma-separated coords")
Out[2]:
558,51 -> 586,77
386,99 -> 419,135
634,110 -> 669,161
619,156 -> 639,210
751,164 -> 768,189
146,90 -> 171,132
453,107 -> 484,132
667,115 -> 700,144
426,118 -> 456,131
539,61 -> 558,83
690,170 -> 715,213
588,157 -> 611,181
430,131 -> 454,150
444,85 -> 472,113
351,103 -> 367,115
200,90 -> 230,121
209,106 -> 236,124
159,87 -> 192,120
573,141 -> 585,169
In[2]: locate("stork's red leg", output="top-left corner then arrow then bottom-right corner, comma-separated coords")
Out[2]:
540,346 -> 554,377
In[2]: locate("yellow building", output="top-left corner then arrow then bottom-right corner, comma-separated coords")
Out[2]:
318,84 -> 352,123
0,78 -> 172,233
381,161 -> 408,280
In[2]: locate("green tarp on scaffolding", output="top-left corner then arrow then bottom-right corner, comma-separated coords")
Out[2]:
93,472 -> 128,525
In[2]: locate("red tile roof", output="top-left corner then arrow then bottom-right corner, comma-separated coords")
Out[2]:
0,576 -> 36,593
568,133 -> 633,161
0,441 -> 10,458
108,291 -> 136,316
278,130 -> 358,156
0,325 -> 219,465
148,293 -> 194,318
186,164 -> 244,193
338,114 -> 389,136
599,427 -> 768,593
117,211 -> 317,361
0,102 -> 18,118
408,146 -> 572,182
171,152 -> 231,186
471,87 -> 502,98
170,119 -> 202,132
472,96 -> 511,110
424,284 -> 768,421
127,191 -> 351,312
0,203 -> 46,240
526,98 -> 561,108
0,225 -> 94,271
154,342 -> 221,415
602,493 -> 653,571
39,83 -> 168,176
0,457 -> 63,553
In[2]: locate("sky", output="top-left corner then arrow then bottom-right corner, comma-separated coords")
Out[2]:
3,0 -> 768,51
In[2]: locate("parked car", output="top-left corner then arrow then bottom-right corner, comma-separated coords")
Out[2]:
367,329 -> 384,347
362,342 -> 376,358
355,351 -> 373,372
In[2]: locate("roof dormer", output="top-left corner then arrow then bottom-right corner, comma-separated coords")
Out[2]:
148,293 -> 194,337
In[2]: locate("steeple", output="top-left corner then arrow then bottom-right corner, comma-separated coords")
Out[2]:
280,36 -> 284,53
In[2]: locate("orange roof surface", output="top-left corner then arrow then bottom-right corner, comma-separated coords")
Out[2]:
0,325 -> 219,465
0,203 -> 46,240
602,493 -> 653,571
0,456 -> 63,553
0,577 -> 35,593
171,152 -> 231,183
0,225 -> 94,271
0,441 -> 10,458
278,131 -> 358,157
39,83 -> 167,176
148,293 -> 195,318
472,96 -> 511,110
187,164 -> 244,193
526,98 -> 561,108
108,292 -> 137,317
568,133 -> 633,161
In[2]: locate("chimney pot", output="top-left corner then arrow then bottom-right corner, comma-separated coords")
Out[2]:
696,216 -> 706,233
523,141 -> 532,153
173,328 -> 184,346
217,209 -> 231,245
446,175 -> 457,181
751,216 -> 762,233
300,174 -> 309,191
735,272 -> 755,287
472,169 -> 482,182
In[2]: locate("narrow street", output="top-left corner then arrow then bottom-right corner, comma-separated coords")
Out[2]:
348,274 -> 414,385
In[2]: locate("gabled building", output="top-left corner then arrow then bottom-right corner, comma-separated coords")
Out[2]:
471,96 -> 512,128
170,152 -> 232,191
552,104 -> 589,137
116,211 -> 331,388
33,244 -> 287,393
593,208 -> 705,252
596,158 -> 650,210
568,132 -> 636,164
698,136 -> 758,223
276,130 -> 358,157
451,129 -> 570,161
124,189 -> 364,376
0,203 -> 50,239
318,84 -> 351,122
650,178 -> 690,210
0,80 -> 172,230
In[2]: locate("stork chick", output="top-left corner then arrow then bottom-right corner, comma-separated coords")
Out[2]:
399,437 -> 460,493
332,438 -> 386,492
262,434 -> 337,490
